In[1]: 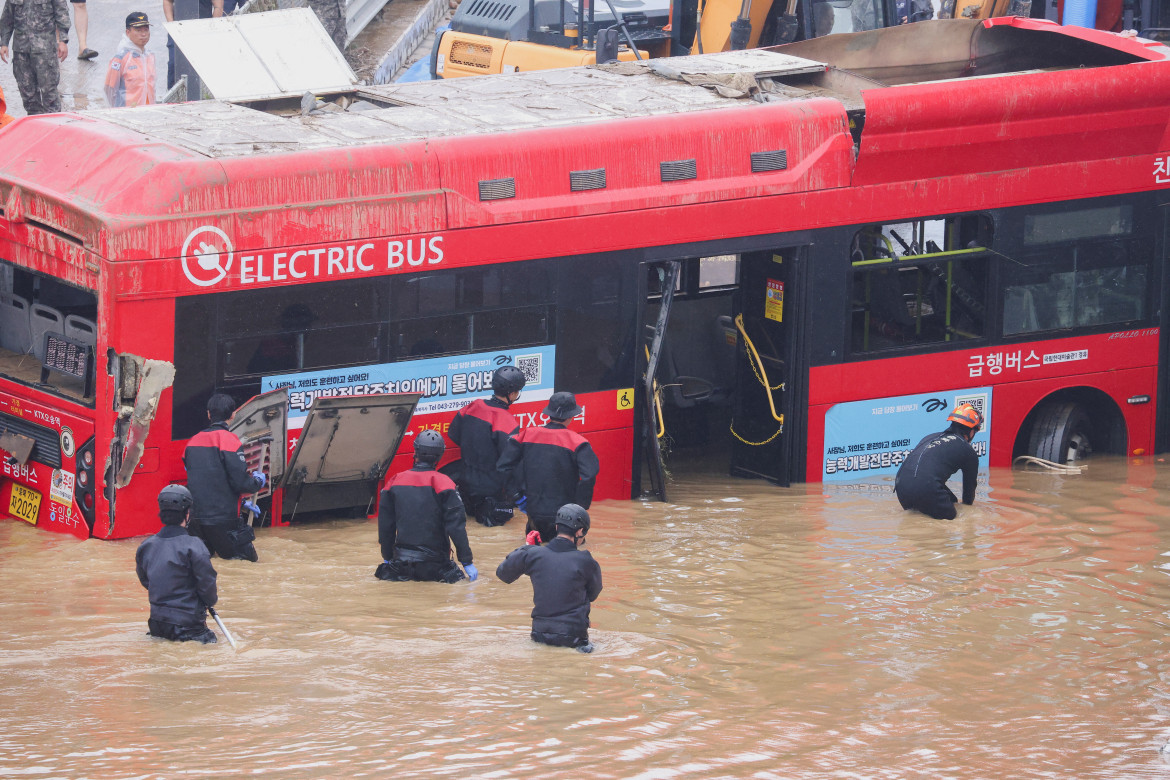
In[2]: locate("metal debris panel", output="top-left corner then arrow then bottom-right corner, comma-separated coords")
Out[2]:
166,8 -> 356,101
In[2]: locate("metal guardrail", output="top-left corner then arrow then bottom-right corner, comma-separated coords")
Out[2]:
238,0 -> 383,46
162,74 -> 188,103
371,0 -> 447,83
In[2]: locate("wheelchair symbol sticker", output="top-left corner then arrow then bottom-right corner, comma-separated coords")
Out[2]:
616,388 -> 634,410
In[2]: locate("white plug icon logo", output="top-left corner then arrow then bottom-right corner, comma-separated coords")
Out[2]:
181,227 -> 234,287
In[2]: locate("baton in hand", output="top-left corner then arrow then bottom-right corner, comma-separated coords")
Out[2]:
208,606 -> 239,650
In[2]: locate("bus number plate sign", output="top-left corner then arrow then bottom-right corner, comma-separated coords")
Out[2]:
9,483 -> 41,525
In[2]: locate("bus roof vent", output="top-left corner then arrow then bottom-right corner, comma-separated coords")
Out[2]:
478,177 -> 516,201
570,168 -> 606,192
660,159 -> 697,182
751,149 -> 788,173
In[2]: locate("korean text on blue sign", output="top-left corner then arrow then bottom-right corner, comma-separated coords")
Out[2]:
262,345 -> 556,425
822,387 -> 992,482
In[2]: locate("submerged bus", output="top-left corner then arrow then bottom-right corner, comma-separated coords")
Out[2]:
0,18 -> 1168,539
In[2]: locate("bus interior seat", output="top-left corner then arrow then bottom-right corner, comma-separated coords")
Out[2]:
658,302 -> 735,409
659,336 -> 716,409
64,315 -> 97,347
29,303 -> 64,362
0,294 -> 32,354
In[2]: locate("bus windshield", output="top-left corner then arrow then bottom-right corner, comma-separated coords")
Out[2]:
0,258 -> 98,404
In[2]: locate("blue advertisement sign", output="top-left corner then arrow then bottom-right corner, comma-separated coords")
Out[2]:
822,387 -> 992,482
262,345 -> 556,426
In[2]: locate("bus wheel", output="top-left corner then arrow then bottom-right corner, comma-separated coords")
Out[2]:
1027,401 -> 1093,464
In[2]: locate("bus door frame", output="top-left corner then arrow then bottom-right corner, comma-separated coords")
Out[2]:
728,243 -> 810,487
642,260 -> 681,501
635,233 -> 812,497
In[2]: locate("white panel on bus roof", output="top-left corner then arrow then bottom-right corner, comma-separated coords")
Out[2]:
166,8 -> 356,102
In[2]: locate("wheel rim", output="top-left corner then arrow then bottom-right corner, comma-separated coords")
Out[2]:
1066,430 -> 1092,462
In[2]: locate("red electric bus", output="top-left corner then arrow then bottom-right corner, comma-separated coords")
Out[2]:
0,18 -> 1168,539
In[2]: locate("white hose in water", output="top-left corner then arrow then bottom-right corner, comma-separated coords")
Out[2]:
1012,455 -> 1084,474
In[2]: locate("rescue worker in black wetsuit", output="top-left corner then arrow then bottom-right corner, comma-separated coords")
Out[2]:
448,365 -> 526,527
498,391 -> 600,544
375,430 -> 478,583
135,484 -> 219,644
182,393 -> 266,561
496,503 -> 602,653
894,402 -> 983,520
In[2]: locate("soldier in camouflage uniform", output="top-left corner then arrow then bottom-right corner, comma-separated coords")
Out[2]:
0,0 -> 70,115
308,0 -> 346,52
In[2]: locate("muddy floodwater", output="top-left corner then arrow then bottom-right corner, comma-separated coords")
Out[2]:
5,459 -> 1170,778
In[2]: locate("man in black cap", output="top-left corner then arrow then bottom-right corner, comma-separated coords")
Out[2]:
135,484 -> 220,644
496,503 -> 602,653
104,12 -> 155,107
497,391 -> 599,544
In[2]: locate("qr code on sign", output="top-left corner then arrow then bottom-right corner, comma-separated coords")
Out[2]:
515,354 -> 542,385
954,393 -> 988,418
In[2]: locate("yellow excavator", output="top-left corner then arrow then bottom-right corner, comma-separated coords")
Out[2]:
430,0 -> 1031,79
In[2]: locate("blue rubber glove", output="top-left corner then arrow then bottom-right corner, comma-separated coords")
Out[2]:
242,500 -> 261,517
514,495 -> 528,513
252,470 -> 267,488
463,563 -> 478,582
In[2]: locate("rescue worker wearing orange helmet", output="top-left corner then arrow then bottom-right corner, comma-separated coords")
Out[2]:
894,402 -> 983,520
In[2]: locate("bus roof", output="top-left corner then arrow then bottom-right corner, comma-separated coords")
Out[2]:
46,18 -> 1167,159
1,17 -> 1168,263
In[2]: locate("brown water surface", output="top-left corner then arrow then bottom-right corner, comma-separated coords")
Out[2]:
4,459 -> 1170,778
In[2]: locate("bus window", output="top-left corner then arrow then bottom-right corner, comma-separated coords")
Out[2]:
699,255 -> 739,289
174,261 -> 559,439
1003,239 -> 1147,335
849,216 -> 991,354
812,0 -> 887,36
219,281 -> 384,379
224,322 -> 382,378
0,258 -> 97,403
394,314 -> 470,357
390,263 -> 554,359
474,306 -> 549,351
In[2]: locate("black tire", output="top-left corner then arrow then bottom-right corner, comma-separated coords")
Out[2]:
1027,401 -> 1094,464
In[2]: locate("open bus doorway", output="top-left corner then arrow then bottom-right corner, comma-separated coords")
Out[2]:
728,247 -> 806,486
638,245 -> 806,497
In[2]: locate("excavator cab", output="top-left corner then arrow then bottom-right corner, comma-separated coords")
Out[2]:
431,0 -> 895,79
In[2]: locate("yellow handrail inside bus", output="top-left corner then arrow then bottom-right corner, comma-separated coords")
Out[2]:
643,344 -> 666,439
734,314 -> 783,424
851,246 -> 985,266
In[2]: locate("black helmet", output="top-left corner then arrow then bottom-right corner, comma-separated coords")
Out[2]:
492,365 -> 526,397
414,429 -> 445,461
554,503 -> 590,535
158,484 -> 193,516
543,392 -> 582,421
